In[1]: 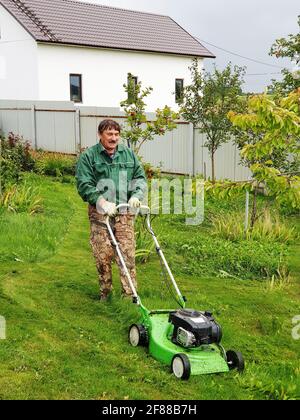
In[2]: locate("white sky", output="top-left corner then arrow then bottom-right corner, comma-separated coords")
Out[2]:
82,0 -> 299,92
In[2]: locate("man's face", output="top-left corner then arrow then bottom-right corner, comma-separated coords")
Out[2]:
99,129 -> 120,155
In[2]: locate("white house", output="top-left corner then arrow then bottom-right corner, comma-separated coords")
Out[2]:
0,0 -> 214,110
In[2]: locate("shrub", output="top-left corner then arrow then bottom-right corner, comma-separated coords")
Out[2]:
0,132 -> 35,191
0,182 -> 43,214
142,160 -> 161,180
33,152 -> 77,177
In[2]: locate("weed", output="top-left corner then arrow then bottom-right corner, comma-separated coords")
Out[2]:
0,182 -> 43,214
212,209 -> 297,244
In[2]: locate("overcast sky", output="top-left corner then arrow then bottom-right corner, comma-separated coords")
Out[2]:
84,0 -> 299,93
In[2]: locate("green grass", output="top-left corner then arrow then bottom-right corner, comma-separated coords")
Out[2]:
0,173 -> 299,400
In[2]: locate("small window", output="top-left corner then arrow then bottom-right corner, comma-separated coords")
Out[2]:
175,79 -> 184,103
70,74 -> 82,103
127,74 -> 138,103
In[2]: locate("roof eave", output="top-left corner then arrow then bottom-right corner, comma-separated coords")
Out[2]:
36,40 -> 216,58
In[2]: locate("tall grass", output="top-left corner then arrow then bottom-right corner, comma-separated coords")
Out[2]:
212,209 -> 297,244
0,174 -> 74,263
0,182 -> 43,215
135,217 -> 156,263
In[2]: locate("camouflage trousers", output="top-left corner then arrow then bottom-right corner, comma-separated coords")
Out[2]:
88,204 -> 137,298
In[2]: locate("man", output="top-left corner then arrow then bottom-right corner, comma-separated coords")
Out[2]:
76,119 -> 147,301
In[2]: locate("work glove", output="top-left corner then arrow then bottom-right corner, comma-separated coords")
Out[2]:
128,197 -> 141,209
98,199 -> 117,216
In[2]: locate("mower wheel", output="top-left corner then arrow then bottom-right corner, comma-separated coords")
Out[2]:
128,324 -> 148,347
226,350 -> 245,372
171,354 -> 191,380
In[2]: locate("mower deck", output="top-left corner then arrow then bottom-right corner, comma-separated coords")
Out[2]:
146,312 -> 229,376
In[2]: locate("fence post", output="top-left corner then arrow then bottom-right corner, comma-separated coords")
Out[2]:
189,123 -> 195,177
75,108 -> 81,154
31,105 -> 37,150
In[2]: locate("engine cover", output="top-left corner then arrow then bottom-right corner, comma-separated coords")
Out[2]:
169,309 -> 222,348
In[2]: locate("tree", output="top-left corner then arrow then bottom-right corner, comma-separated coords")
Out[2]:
269,16 -> 300,95
120,74 -> 179,155
180,59 -> 246,182
207,90 -> 300,227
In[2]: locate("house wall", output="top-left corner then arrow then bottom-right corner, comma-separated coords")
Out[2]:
37,43 -> 200,110
0,5 -> 39,100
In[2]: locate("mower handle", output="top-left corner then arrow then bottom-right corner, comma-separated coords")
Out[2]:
115,203 -> 150,214
105,203 -> 186,308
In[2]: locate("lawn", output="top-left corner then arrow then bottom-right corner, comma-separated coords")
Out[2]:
0,173 -> 299,400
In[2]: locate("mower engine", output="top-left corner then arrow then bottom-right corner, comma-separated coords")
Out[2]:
169,309 -> 222,348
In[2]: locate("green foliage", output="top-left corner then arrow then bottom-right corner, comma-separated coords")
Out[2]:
120,73 -> 179,155
236,363 -> 299,400
175,235 -> 287,280
33,151 -> 77,177
269,69 -> 300,97
0,173 -> 299,399
0,173 -> 74,263
0,132 -> 35,192
212,210 -> 297,244
135,217 -> 156,263
228,90 -> 300,211
180,60 -> 246,181
269,16 -> 300,95
0,182 -> 43,215
142,160 -> 162,180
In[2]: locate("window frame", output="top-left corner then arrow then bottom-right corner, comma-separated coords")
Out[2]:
69,73 -> 83,103
175,78 -> 184,104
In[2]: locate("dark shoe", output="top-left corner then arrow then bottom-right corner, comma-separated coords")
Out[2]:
99,293 -> 112,302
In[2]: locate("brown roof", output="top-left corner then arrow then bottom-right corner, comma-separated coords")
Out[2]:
1,0 -> 215,58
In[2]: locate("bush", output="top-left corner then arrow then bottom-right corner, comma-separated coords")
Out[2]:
0,132 -> 35,191
32,151 -> 77,177
142,160 -> 161,179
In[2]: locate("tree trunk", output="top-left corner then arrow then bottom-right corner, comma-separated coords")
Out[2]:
211,151 -> 216,183
250,187 -> 258,229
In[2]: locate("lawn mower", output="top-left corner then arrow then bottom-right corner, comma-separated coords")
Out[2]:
105,204 -> 245,380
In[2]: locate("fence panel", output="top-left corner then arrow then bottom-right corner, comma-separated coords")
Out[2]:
79,107 -> 125,149
0,100 -> 252,180
194,129 -> 251,181
0,100 -> 32,139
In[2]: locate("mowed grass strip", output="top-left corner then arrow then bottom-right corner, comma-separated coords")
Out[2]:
0,173 -> 299,400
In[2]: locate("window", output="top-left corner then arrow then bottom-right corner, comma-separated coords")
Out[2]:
70,74 -> 82,103
175,78 -> 184,103
127,74 -> 138,103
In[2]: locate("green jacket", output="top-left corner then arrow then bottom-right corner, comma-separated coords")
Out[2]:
76,142 -> 147,206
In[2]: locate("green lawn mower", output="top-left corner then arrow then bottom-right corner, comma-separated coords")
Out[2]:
106,204 -> 245,380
